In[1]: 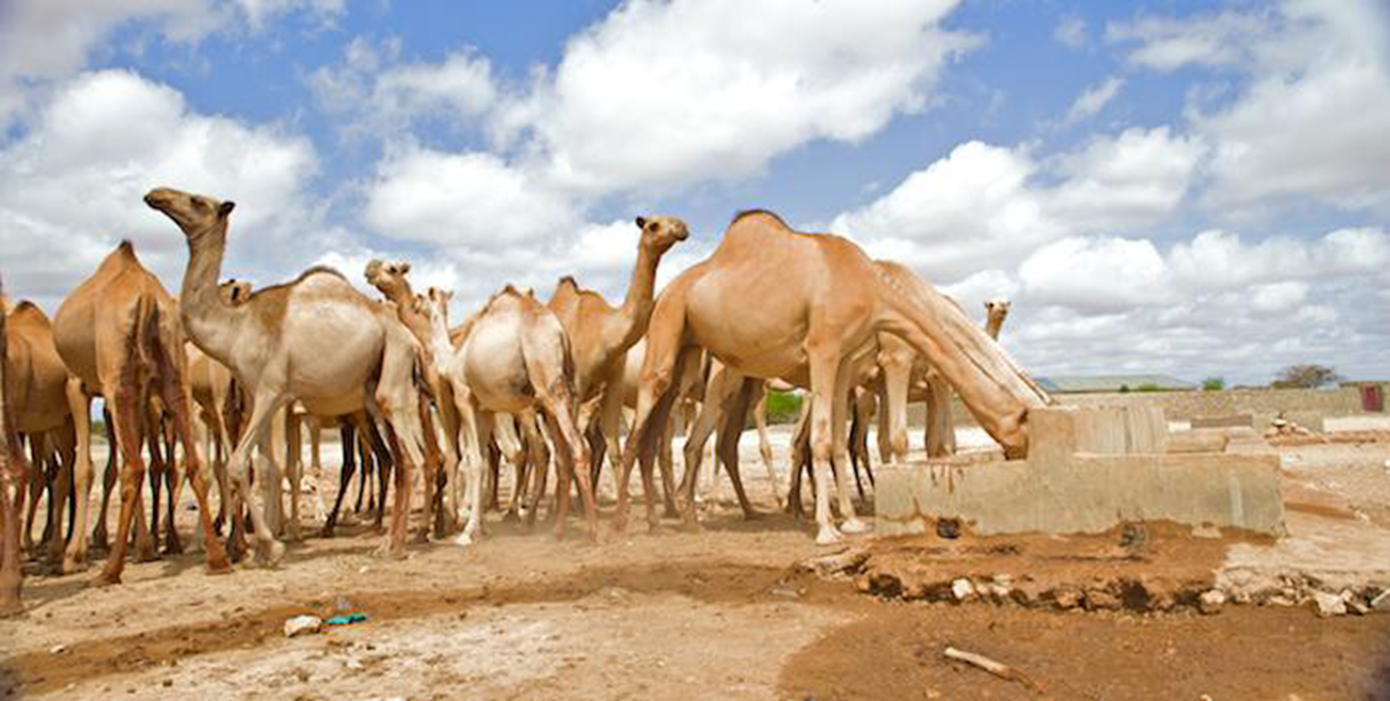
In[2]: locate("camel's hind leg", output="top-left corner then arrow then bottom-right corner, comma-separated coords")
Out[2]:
150,341 -> 225,571
323,419 -> 356,537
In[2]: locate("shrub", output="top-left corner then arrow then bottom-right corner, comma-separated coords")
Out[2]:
764,390 -> 803,424
1202,377 -> 1225,391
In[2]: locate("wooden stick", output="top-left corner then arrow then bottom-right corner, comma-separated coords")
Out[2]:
943,646 -> 1047,695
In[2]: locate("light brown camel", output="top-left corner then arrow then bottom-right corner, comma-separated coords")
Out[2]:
617,210 -> 1051,543
423,286 -> 596,542
145,187 -> 427,562
1,282 -> 33,615
545,215 -> 688,487
365,260 -> 455,537
4,299 -> 77,561
53,241 -> 226,583
876,281 -> 1013,464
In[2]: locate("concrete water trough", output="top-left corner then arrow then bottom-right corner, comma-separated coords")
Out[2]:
875,405 -> 1286,537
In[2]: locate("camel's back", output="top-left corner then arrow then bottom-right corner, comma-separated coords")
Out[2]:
54,242 -> 172,385
277,271 -> 386,396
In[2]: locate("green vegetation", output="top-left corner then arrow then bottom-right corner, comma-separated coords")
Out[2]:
1202,377 -> 1225,391
1134,383 -> 1163,392
764,390 -> 803,424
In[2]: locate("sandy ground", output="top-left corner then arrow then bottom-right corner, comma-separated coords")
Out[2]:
4,423 -> 1390,700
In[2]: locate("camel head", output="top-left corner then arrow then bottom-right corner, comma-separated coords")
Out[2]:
144,187 -> 234,237
423,286 -> 453,327
634,216 -> 689,255
984,298 -> 1011,321
365,259 -> 413,299
219,279 -> 252,306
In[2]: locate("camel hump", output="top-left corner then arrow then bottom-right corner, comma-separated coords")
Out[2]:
10,301 -> 49,324
730,208 -> 790,229
296,265 -> 348,283
117,239 -> 137,256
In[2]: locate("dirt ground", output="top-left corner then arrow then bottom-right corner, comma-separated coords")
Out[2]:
4,426 -> 1390,700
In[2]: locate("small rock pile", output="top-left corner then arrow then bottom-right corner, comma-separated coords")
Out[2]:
1264,417 -> 1317,440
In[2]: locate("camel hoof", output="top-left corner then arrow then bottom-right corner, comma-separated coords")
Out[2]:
411,530 -> 431,545
840,518 -> 870,535
90,570 -> 121,588
374,540 -> 407,561
257,540 -> 286,567
62,555 -> 89,575
742,510 -> 765,522
0,599 -> 22,618
815,525 -> 844,545
678,517 -> 702,533
205,557 -> 233,575
452,532 -> 475,547
501,511 -> 519,524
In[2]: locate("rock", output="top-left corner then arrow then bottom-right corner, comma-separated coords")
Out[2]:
1372,589 -> 1390,612
1084,589 -> 1120,611
284,615 -> 323,638
49,644 -> 67,654
1198,590 -> 1226,615
1312,591 -> 1346,617
1053,587 -> 1082,610
951,578 -> 974,602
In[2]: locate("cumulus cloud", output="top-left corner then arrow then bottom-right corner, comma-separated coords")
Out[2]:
0,0 -> 345,129
1062,76 -> 1124,125
1113,0 -> 1390,214
310,37 -> 497,139
0,69 -> 322,310
1053,15 -> 1087,49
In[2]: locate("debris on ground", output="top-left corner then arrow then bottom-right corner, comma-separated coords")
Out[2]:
284,615 -> 323,638
943,646 -> 1045,695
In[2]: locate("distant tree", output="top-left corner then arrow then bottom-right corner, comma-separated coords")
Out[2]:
1202,377 -> 1225,391
1275,364 -> 1343,389
1118,384 -> 1131,394
1135,383 -> 1163,393
764,390 -> 803,424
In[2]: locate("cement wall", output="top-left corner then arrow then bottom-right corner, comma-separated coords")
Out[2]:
927,386 -> 1367,428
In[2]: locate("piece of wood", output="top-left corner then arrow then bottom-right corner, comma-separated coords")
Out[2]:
943,646 -> 1047,696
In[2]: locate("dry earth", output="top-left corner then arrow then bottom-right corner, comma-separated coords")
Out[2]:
3,424 -> 1390,700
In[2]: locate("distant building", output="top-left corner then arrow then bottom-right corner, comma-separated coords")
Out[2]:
1036,374 -> 1197,394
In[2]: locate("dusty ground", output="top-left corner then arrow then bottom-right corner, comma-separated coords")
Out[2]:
4,424 -> 1390,700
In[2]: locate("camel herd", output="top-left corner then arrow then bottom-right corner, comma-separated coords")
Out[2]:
0,186 -> 1051,615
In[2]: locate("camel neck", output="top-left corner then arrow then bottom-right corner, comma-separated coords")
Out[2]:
180,221 -> 246,363
612,243 -> 660,350
985,315 -> 1005,340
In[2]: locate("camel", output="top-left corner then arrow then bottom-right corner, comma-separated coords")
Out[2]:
2,299 -> 77,560
365,260 -> 455,537
144,187 -> 427,562
876,282 -> 1013,464
1,282 -> 33,615
423,286 -> 596,542
616,210 -> 1051,543
52,240 -> 226,583
545,216 -> 688,489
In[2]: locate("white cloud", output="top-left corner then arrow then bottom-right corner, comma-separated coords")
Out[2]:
1113,0 -> 1390,215
311,37 -> 497,138
1053,15 -> 1087,49
1048,126 -> 1204,228
0,0 -> 345,129
0,69 -> 321,310
1019,237 -> 1173,313
1062,76 -> 1124,124
362,146 -> 576,247
495,0 -> 979,194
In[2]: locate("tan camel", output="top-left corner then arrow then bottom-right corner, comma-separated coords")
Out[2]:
1,282 -> 33,615
365,260 -> 455,537
145,187 -> 427,562
53,241 -> 226,583
545,216 -> 688,486
423,286 -> 596,542
4,300 -> 77,560
617,210 -> 1051,543
877,283 -> 1013,464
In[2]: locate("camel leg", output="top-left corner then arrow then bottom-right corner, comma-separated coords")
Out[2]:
355,428 -> 371,514
752,384 -> 784,510
658,409 -> 679,517
875,378 -> 893,465
365,420 -> 392,530
92,376 -> 150,586
679,382 -> 726,526
23,436 -> 49,556
60,380 -> 94,572
308,418 -> 327,524
323,420 -> 356,538
616,337 -> 689,534
151,348 -> 225,572
434,383 -> 462,531
90,406 -> 119,554
370,332 -> 428,558
829,358 -> 867,533
806,345 -> 847,545
143,407 -> 166,560
716,378 -> 758,519
452,400 -> 490,546
925,375 -> 956,457
522,413 -> 550,527
881,360 -> 911,465
537,399 -> 596,542
283,410 -> 303,542
784,404 -> 812,517
415,394 -> 444,542
226,388 -> 290,567
0,440 -> 25,616
161,408 -> 184,555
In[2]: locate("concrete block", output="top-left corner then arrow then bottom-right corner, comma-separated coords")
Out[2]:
876,405 -> 1286,537
1192,414 -> 1254,429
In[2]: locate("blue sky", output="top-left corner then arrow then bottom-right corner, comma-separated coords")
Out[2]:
1,0 -> 1387,385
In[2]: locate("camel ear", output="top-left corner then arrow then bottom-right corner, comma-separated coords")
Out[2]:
635,216 -> 647,229
218,201 -> 236,218
400,262 -> 411,274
